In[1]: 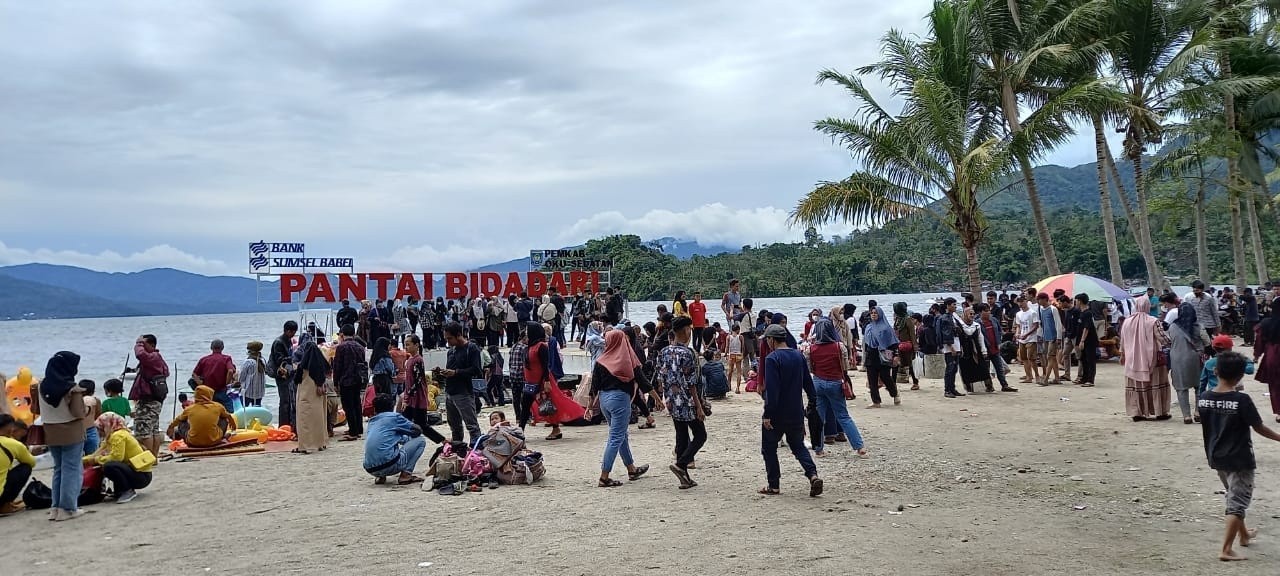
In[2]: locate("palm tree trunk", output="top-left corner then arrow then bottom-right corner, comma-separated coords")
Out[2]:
964,242 -> 982,298
1195,176 -> 1209,282
1127,154 -> 1168,290
1247,187 -> 1267,283
1092,114 -> 1124,285
1002,83 -> 1059,275
1102,131 -> 1165,290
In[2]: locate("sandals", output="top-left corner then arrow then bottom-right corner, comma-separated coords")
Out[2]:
339,435 -> 360,442
637,422 -> 656,430
545,433 -> 563,440
374,476 -> 388,485
291,448 -> 309,455
758,487 -> 780,495
669,464 -> 696,489
397,475 -> 425,485
598,478 -> 623,488
809,476 -> 824,498
628,464 -> 650,481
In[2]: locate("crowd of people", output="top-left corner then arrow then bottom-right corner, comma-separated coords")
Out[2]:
5,276 -> 1280,561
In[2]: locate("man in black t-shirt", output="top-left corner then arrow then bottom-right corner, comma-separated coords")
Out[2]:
1197,351 -> 1280,561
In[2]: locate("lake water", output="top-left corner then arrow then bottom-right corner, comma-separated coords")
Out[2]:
0,290 -> 1063,415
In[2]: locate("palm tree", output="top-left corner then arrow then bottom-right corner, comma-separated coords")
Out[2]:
792,0 -> 1011,296
1149,113 -> 1220,281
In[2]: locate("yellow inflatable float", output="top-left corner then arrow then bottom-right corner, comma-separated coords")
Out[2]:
5,367 -> 37,425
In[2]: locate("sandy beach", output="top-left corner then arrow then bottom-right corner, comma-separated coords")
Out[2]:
9,356 -> 1279,576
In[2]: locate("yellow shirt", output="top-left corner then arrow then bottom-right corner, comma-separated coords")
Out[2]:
0,436 -> 36,488
170,401 -> 234,448
85,429 -> 154,472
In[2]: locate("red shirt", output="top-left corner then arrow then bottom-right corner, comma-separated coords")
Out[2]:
689,301 -> 708,327
524,342 -> 548,384
193,352 -> 235,392
390,348 -> 409,384
808,342 -> 846,381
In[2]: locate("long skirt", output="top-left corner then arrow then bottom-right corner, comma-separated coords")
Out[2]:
1124,369 -> 1171,418
296,375 -> 330,452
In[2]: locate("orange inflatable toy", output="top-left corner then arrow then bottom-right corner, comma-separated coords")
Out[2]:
5,367 -> 37,425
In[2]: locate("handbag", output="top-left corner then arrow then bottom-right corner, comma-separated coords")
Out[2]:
129,450 -> 157,472
841,378 -> 854,400
537,396 -> 557,417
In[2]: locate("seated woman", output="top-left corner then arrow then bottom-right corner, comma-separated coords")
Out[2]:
85,413 -> 153,504
0,414 -> 36,515
166,385 -> 236,448
363,393 -> 427,486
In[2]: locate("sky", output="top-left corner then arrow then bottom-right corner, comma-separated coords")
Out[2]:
0,0 -> 1121,277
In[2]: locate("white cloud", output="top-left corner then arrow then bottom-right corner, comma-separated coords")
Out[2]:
370,244 -> 519,272
557,203 -> 807,248
0,241 -> 237,276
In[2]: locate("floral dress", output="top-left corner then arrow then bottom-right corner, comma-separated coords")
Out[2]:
658,343 -> 698,422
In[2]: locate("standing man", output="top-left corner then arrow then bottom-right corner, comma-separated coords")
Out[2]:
659,316 -> 706,489
1036,293 -> 1062,384
721,279 -> 743,327
1056,295 -> 1077,383
975,304 -> 1017,392
605,287 -> 624,326
1242,288 -> 1260,346
937,298 -> 963,398
759,324 -> 823,497
548,286 -> 568,345
1014,297 -> 1044,385
332,324 -> 368,441
269,321 -> 299,429
130,334 -> 169,457
191,339 -> 237,413
337,299 -> 359,332
1074,294 -> 1099,387
689,291 -> 708,353
439,321 -> 483,443
516,291 -> 535,324
1186,280 -> 1221,336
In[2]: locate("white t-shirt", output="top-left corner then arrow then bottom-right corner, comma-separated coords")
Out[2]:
1015,309 -> 1042,344
845,317 -> 860,342
1164,307 -> 1178,325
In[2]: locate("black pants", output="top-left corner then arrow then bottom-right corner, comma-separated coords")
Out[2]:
1245,321 -> 1258,345
506,323 -> 520,347
340,385 -> 365,437
632,393 -> 652,419
867,364 -> 898,405
672,419 -> 707,469
103,462 -> 152,493
1079,344 -> 1097,384
692,327 -> 705,353
518,385 -> 539,429
487,375 -> 507,405
402,407 -> 447,444
1,463 -> 30,505
761,422 -> 817,490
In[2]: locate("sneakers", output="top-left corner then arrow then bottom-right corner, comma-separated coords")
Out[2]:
116,490 -> 138,504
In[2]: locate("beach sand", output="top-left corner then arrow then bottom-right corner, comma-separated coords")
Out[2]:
9,358 -> 1279,576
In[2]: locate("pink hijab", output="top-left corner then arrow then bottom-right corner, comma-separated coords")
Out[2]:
1120,297 -> 1157,381
596,330 -> 641,381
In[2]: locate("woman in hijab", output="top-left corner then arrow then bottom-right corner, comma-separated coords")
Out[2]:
1119,297 -> 1172,422
862,307 -> 901,407
1167,301 -> 1209,424
369,337 -> 395,395
292,338 -> 331,454
522,322 -> 584,440
830,307 -> 854,347
241,341 -> 267,407
590,330 -> 652,487
32,351 -> 86,521
1253,305 -> 1280,422
956,307 -> 991,393
803,308 -> 824,342
585,320 -> 607,366
804,316 -> 866,457
87,412 -> 153,504
893,302 -> 919,389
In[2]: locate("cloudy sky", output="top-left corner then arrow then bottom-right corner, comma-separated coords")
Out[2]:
0,0 -> 1114,277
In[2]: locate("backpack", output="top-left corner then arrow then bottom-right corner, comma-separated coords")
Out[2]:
506,451 -> 546,484
539,303 -> 557,322
361,385 -> 376,417
461,437 -> 491,478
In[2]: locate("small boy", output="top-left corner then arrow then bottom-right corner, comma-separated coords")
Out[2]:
101,378 -> 131,419
1197,351 -> 1280,561
79,379 -> 102,455
701,350 -> 729,399
1200,335 -> 1254,398
178,393 -> 192,409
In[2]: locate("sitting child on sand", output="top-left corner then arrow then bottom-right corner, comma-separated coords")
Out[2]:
364,393 -> 427,486
701,351 -> 730,399
165,385 -> 236,448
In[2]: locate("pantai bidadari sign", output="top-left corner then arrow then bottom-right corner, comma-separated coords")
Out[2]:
277,271 -> 606,304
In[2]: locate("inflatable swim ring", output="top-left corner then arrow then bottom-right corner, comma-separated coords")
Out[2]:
227,429 -> 268,444
233,406 -> 272,428
5,367 -> 37,425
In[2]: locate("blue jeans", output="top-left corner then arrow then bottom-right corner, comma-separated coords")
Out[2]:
812,377 -> 865,451
83,427 -> 101,455
988,355 -> 1009,387
943,353 -> 959,394
385,436 -> 427,476
599,389 -> 634,473
49,442 -> 84,512
213,390 -> 235,414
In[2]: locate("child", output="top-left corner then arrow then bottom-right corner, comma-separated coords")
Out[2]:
79,379 -> 102,455
389,340 -> 409,397
486,345 -> 506,407
1200,335 -> 1255,398
1197,351 -> 1280,561
178,393 -> 192,409
101,378 -> 131,419
701,350 -> 730,399
0,414 -> 36,515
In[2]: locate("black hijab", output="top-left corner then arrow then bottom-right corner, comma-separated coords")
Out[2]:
370,337 -> 391,367
1262,305 -> 1280,342
525,321 -> 547,345
41,351 -> 80,407
1174,302 -> 1198,336
295,341 -> 329,386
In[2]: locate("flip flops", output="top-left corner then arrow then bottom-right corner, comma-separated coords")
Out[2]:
758,487 -> 780,495
397,475 -> 425,485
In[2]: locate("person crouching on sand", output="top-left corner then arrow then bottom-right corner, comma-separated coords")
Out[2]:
364,394 -> 427,486
759,324 -> 823,497
166,385 -> 234,449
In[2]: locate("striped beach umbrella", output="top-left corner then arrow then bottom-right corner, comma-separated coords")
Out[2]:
1032,273 -> 1131,302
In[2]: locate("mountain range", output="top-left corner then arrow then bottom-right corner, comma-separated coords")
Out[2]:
0,237 -> 736,320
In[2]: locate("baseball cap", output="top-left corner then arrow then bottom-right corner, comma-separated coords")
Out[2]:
1211,334 -> 1234,350
763,325 -> 788,339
